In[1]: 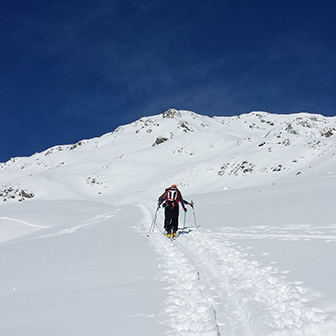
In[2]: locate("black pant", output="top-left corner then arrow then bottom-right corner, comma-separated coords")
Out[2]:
164,202 -> 179,233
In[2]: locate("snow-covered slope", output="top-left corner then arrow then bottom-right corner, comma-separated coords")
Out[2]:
1,109 -> 336,336
1,109 -> 335,203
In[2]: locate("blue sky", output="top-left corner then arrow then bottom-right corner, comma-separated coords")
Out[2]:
1,0 -> 335,162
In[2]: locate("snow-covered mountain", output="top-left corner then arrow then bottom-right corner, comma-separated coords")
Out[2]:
1,109 -> 336,336
1,109 -> 335,204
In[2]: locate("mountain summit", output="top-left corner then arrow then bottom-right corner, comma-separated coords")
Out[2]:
0,109 -> 335,204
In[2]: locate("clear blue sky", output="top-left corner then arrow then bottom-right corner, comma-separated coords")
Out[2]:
1,0 -> 335,162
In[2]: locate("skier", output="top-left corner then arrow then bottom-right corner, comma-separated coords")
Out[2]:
158,185 -> 194,238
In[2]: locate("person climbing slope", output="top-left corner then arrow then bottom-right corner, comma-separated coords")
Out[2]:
158,184 -> 194,238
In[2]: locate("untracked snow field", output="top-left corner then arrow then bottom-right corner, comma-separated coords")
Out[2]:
1,176 -> 336,336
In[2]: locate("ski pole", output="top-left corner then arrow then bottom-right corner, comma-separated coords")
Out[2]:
183,209 -> 187,230
147,204 -> 160,237
191,201 -> 199,229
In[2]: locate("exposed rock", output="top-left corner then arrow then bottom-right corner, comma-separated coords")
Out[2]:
152,136 -> 169,146
163,109 -> 181,119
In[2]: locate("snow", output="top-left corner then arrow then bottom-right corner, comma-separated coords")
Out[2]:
1,109 -> 336,335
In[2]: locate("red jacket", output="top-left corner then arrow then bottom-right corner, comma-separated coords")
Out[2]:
158,186 -> 188,210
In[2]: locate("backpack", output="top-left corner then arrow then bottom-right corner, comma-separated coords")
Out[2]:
167,188 -> 178,202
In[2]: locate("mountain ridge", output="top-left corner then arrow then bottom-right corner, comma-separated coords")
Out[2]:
1,109 -> 335,204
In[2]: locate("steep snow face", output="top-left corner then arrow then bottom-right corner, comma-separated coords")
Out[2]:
0,109 -> 335,205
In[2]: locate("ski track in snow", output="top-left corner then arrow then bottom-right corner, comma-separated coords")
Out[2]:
211,225 -> 336,243
139,203 -> 221,336
213,232 -> 336,242
139,203 -> 336,336
32,211 -> 118,239
1,211 -> 118,245
0,216 -> 52,228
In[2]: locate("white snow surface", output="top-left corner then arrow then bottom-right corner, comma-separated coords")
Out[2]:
1,109 -> 336,335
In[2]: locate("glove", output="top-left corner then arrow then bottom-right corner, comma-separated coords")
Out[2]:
189,201 -> 194,208
183,207 -> 187,212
